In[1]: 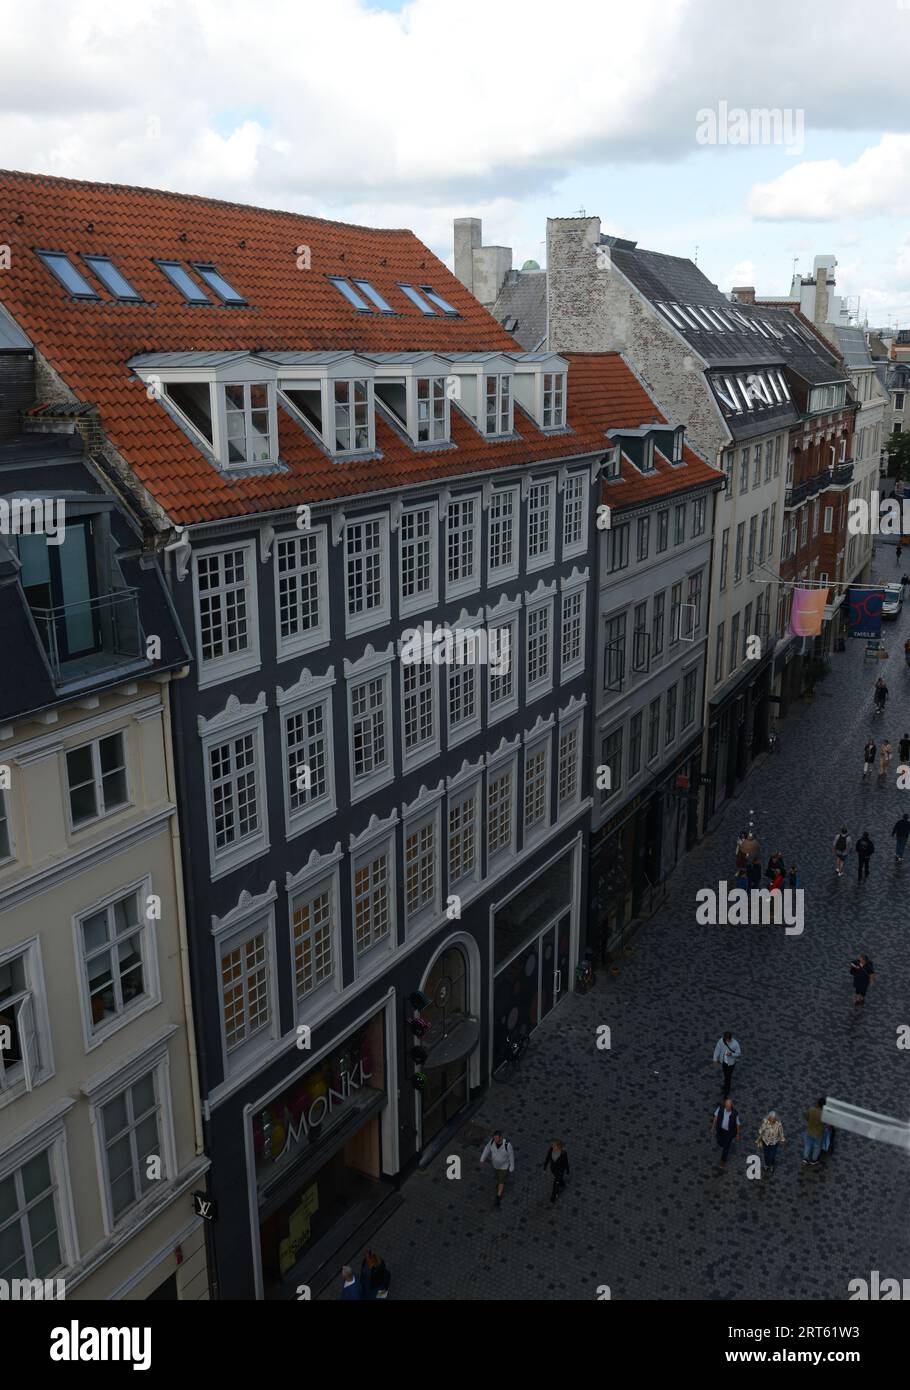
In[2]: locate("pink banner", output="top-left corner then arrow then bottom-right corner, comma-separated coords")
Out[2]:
789,586 -> 829,637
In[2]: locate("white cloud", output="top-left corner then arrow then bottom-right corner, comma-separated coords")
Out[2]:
747,135 -> 910,221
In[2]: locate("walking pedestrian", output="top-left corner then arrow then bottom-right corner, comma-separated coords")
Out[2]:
770,867 -> 784,893
765,850 -> 785,882
735,831 -> 749,874
712,1031 -> 742,1098
480,1130 -> 515,1207
360,1251 -> 391,1299
735,865 -> 749,892
746,855 -> 763,890
710,1097 -> 742,1169
802,1099 -> 825,1166
892,813 -> 910,862
786,862 -> 801,889
341,1265 -> 362,1300
856,831 -> 875,882
849,953 -> 876,1006
879,739 -> 893,778
862,739 -> 876,775
542,1140 -> 570,1205
899,733 -> 910,764
833,826 -> 852,876
897,544 -> 903,565
756,1110 -> 787,1172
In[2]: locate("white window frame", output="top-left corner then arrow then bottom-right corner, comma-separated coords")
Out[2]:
483,374 -> 513,436
73,876 -> 161,1051
400,651 -> 439,773
0,788 -> 14,866
346,647 -> 395,803
403,800 -> 442,937
399,501 -> 439,617
221,381 -> 277,466
561,472 -> 587,559
445,620 -> 483,749
487,604 -> 519,725
344,513 -> 390,638
85,1031 -> 179,1236
486,751 -> 518,870
526,478 -> 556,572
64,729 -> 131,834
0,937 -> 53,1106
193,540 -> 261,689
200,697 -> 270,880
522,734 -> 551,849
350,822 -> 397,979
273,526 -> 330,661
487,485 -> 520,582
446,771 -> 482,897
287,854 -> 342,1025
560,573 -> 587,684
211,887 -> 279,1079
542,371 -> 566,428
278,669 -> 337,838
526,595 -> 555,703
557,709 -> 584,813
332,378 -> 374,455
445,493 -> 482,601
0,1116 -> 76,1278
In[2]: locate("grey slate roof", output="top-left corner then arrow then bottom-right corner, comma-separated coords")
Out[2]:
833,326 -> 873,370
492,270 -> 548,351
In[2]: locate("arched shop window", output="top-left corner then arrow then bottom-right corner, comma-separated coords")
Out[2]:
421,946 -> 468,1050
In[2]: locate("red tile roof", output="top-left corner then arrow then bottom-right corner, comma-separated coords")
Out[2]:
0,170 -> 720,525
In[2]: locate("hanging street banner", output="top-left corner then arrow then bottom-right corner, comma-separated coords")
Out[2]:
847,586 -> 884,638
788,586 -> 829,638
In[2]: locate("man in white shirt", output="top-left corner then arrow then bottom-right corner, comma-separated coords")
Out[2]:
712,1032 -> 742,1098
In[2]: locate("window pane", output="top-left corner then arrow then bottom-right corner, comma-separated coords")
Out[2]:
22,1150 -> 51,1203
102,1093 -> 129,1141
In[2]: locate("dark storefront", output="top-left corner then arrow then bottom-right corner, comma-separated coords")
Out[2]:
703,655 -> 773,829
589,736 -> 702,957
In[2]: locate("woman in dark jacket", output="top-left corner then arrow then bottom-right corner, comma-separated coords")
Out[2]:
360,1251 -> 391,1298
543,1141 -> 570,1205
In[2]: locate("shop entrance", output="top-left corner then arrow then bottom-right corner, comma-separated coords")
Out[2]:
492,913 -> 571,1068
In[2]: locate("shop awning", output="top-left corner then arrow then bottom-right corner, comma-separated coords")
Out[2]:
423,1017 -> 480,1069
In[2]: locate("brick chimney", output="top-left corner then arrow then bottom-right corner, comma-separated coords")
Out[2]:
731,286 -> 755,304
814,266 -> 829,326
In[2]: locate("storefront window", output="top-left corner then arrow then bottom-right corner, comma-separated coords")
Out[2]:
494,850 -> 572,967
421,947 -> 467,1050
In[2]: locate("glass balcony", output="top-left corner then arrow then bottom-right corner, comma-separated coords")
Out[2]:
28,589 -> 144,687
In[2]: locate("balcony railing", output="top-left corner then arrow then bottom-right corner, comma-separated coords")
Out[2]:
785,480 -> 809,508
29,589 -> 143,686
828,461 -> 854,488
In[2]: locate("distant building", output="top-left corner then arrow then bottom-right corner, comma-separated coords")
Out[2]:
453,218 -> 547,350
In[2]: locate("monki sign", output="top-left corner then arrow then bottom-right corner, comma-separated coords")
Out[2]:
271,1056 -> 373,1162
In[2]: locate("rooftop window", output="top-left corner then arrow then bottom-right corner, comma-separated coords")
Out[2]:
419,285 -> 459,316
155,260 -> 211,304
484,374 -> 513,436
399,284 -> 436,315
191,263 -> 246,304
281,372 -> 375,455
328,277 -> 371,311
352,279 -> 394,313
153,376 -> 277,467
36,250 -> 99,299
83,255 -> 142,301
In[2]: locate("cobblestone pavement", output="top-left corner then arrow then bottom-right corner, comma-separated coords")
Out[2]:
331,545 -> 910,1301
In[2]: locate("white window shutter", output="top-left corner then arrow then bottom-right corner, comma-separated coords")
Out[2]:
16,993 -> 38,1092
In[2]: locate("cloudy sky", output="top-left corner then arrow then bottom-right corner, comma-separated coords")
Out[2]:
3,0 -> 910,325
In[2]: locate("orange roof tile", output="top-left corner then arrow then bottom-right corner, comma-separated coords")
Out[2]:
0,171 -> 721,524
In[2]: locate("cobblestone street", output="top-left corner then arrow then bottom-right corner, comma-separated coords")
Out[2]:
331,545 -> 910,1301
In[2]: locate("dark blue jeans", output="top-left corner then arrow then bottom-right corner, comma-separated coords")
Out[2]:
896,837 -> 908,859
762,1142 -> 779,1169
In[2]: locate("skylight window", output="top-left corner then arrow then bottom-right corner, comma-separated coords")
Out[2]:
672,305 -> 701,329
328,277 -> 371,311
191,263 -> 246,304
685,305 -> 715,330
352,279 -> 394,313
752,319 -> 769,338
155,261 -> 211,304
83,255 -> 142,301
399,284 -> 436,315
702,308 -> 729,331
762,319 -> 784,340
419,286 -> 459,316
657,302 -> 684,328
36,251 -> 99,299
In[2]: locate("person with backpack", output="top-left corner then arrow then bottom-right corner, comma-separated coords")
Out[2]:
862,739 -> 876,775
892,813 -> 910,863
833,827 -> 851,876
542,1140 -> 570,1205
856,832 -> 875,883
480,1130 -> 515,1207
712,1032 -> 742,1099
710,1097 -> 742,1169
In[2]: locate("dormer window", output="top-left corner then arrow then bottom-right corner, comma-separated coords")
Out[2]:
602,448 -> 620,481
484,375 -> 512,436
673,428 -> 684,462
642,437 -> 655,472
225,383 -> 272,464
542,373 -> 565,427
333,379 -> 371,452
416,376 -> 447,442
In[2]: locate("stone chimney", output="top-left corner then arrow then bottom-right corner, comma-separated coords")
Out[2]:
814,266 -> 829,326
731,286 -> 755,304
454,218 -> 482,294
